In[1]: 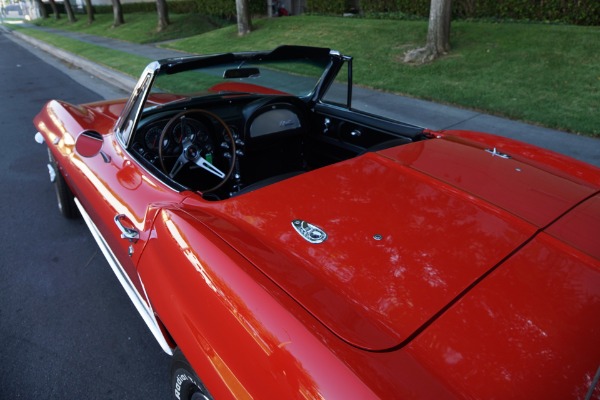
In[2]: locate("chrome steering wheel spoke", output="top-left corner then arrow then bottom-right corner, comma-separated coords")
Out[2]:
169,152 -> 188,178
193,156 -> 225,178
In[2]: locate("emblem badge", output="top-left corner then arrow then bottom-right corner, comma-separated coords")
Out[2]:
292,220 -> 327,244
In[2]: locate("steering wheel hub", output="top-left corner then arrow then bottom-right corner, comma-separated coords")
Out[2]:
184,145 -> 200,161
158,109 -> 236,193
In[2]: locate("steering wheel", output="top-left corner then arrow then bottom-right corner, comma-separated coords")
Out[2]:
158,109 -> 236,193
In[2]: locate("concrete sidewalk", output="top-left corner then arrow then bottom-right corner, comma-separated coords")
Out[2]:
4,23 -> 599,166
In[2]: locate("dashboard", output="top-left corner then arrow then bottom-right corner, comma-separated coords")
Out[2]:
131,115 -> 232,167
129,96 -> 308,196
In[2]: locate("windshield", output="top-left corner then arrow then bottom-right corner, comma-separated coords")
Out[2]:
145,48 -> 333,108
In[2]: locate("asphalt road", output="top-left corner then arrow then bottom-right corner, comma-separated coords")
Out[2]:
0,29 -> 171,399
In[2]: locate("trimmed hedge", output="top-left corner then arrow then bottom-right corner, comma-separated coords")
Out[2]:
454,0 -> 600,26
90,0 -> 600,26
95,0 -> 266,20
356,0 -> 430,17
308,0 -> 600,26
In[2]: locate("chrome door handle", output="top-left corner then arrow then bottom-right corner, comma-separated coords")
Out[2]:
114,214 -> 139,243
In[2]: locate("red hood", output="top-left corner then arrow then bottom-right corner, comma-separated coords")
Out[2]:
189,138 -> 597,351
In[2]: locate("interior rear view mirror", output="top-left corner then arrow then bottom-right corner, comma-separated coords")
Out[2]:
223,68 -> 260,79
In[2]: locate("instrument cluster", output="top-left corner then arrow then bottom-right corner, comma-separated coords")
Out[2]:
132,116 -> 239,166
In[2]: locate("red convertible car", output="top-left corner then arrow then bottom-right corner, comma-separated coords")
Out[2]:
35,46 -> 600,399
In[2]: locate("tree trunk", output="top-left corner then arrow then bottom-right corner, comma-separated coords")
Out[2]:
111,0 -> 125,27
35,0 -> 48,18
84,0 -> 94,24
48,0 -> 60,19
236,0 -> 252,36
156,0 -> 170,32
64,0 -> 77,23
427,0 -> 452,53
404,0 -> 452,64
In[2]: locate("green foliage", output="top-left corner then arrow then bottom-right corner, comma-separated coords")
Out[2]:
360,0 -> 430,18
306,0 -> 600,25
94,0 -> 266,20
197,0 -> 266,18
94,3 -> 151,14
92,0 -> 599,25
306,0 -> 347,15
453,0 -> 600,25
94,2 -> 195,14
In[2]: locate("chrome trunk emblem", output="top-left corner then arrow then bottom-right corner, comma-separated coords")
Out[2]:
485,147 -> 511,159
292,220 -> 327,244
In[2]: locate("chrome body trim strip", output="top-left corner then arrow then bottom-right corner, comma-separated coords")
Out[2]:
74,197 -> 173,355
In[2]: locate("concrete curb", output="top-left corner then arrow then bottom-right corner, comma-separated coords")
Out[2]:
11,29 -> 137,92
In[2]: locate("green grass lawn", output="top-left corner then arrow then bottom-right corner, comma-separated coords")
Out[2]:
18,27 -> 152,77
31,12 -> 226,44
11,14 -> 600,136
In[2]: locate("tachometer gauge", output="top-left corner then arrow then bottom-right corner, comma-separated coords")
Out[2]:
145,126 -> 169,150
173,122 -> 196,144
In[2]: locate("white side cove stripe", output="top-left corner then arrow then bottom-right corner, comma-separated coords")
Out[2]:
74,197 -> 173,356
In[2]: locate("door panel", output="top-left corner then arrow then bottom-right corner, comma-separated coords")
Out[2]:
67,135 -> 183,297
